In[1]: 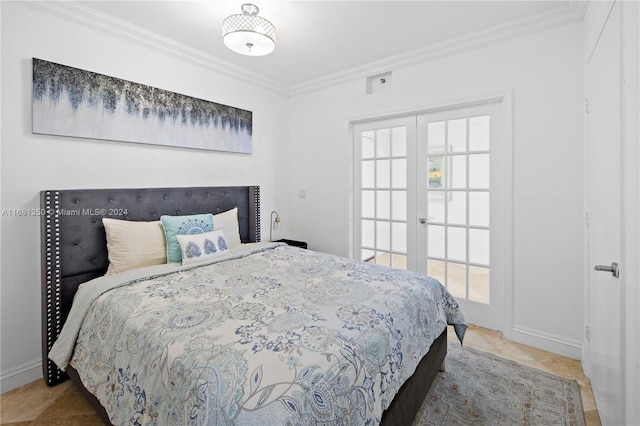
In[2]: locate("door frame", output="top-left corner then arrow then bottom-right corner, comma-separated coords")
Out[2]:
620,2 -> 640,422
348,91 -> 514,335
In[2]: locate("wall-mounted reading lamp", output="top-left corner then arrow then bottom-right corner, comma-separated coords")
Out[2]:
270,210 -> 280,242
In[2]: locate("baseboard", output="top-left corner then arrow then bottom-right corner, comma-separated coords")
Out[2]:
510,325 -> 583,360
1,359 -> 42,394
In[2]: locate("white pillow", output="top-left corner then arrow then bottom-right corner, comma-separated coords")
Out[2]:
176,229 -> 230,265
212,207 -> 241,249
103,218 -> 167,275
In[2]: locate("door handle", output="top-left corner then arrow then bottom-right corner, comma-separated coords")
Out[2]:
418,217 -> 435,224
594,262 -> 620,278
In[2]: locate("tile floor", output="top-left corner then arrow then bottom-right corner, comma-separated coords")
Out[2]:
0,324 -> 601,425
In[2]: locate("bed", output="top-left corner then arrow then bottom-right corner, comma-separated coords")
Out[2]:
40,186 -> 466,425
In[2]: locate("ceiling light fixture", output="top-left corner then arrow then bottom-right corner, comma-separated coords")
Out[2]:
222,4 -> 276,56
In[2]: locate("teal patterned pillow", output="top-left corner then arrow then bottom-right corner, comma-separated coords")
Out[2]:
160,214 -> 214,263
175,229 -> 230,265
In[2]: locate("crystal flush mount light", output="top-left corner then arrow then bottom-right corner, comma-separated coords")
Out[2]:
222,3 -> 276,56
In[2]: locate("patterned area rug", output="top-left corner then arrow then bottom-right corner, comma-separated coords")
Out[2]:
413,343 -> 585,425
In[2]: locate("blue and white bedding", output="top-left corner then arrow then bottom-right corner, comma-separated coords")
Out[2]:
50,242 -> 467,425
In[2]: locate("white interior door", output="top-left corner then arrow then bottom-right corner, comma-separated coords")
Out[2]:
416,103 -> 506,331
585,2 -> 624,424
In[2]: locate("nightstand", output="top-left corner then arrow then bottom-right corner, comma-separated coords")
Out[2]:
275,239 -> 308,249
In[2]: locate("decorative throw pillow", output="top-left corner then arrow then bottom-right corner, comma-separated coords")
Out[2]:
212,207 -> 241,249
102,218 -> 167,275
175,229 -> 230,265
160,213 -> 214,263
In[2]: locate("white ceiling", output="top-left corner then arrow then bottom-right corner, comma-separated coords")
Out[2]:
77,1 -> 576,90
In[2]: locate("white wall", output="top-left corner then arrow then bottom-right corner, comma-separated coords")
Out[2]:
0,2 -> 289,392
287,23 -> 585,357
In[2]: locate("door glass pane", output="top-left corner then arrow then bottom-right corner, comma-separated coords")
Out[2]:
428,225 -> 445,258
391,127 -> 406,157
469,154 -> 490,189
450,155 -> 466,189
391,254 -> 407,270
362,248 -> 374,262
362,131 -> 375,159
469,228 -> 490,265
376,252 -> 391,267
427,259 -> 446,284
448,227 -> 466,262
377,159 -> 390,188
392,159 -> 407,189
469,266 -> 490,304
392,191 -> 407,221
362,220 -> 375,248
428,121 -> 445,150
362,161 -> 375,188
447,262 -> 467,298
376,128 -> 391,157
428,196 -> 445,222
392,222 -> 407,253
469,115 -> 490,151
362,190 -> 375,218
376,191 -> 390,220
447,192 -> 466,225
447,118 -> 466,152
469,192 -> 490,226
377,221 -> 390,250
428,155 -> 445,189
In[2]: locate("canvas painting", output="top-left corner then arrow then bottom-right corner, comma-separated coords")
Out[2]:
32,58 -> 252,153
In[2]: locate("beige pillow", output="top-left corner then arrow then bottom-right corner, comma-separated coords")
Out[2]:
212,207 -> 241,249
103,218 -> 167,275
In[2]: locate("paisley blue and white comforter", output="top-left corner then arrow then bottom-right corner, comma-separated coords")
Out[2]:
50,242 -> 467,426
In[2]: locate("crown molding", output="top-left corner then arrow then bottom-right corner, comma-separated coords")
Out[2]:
289,1 -> 588,97
26,1 -> 588,98
27,1 -> 290,96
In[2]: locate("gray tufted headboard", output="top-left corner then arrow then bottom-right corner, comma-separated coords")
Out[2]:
40,186 -> 260,386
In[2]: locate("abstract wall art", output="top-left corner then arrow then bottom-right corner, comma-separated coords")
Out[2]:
32,58 -> 252,153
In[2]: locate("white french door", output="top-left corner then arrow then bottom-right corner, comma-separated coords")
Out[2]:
353,100 -> 509,331
353,117 -> 417,271
416,103 -> 505,330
